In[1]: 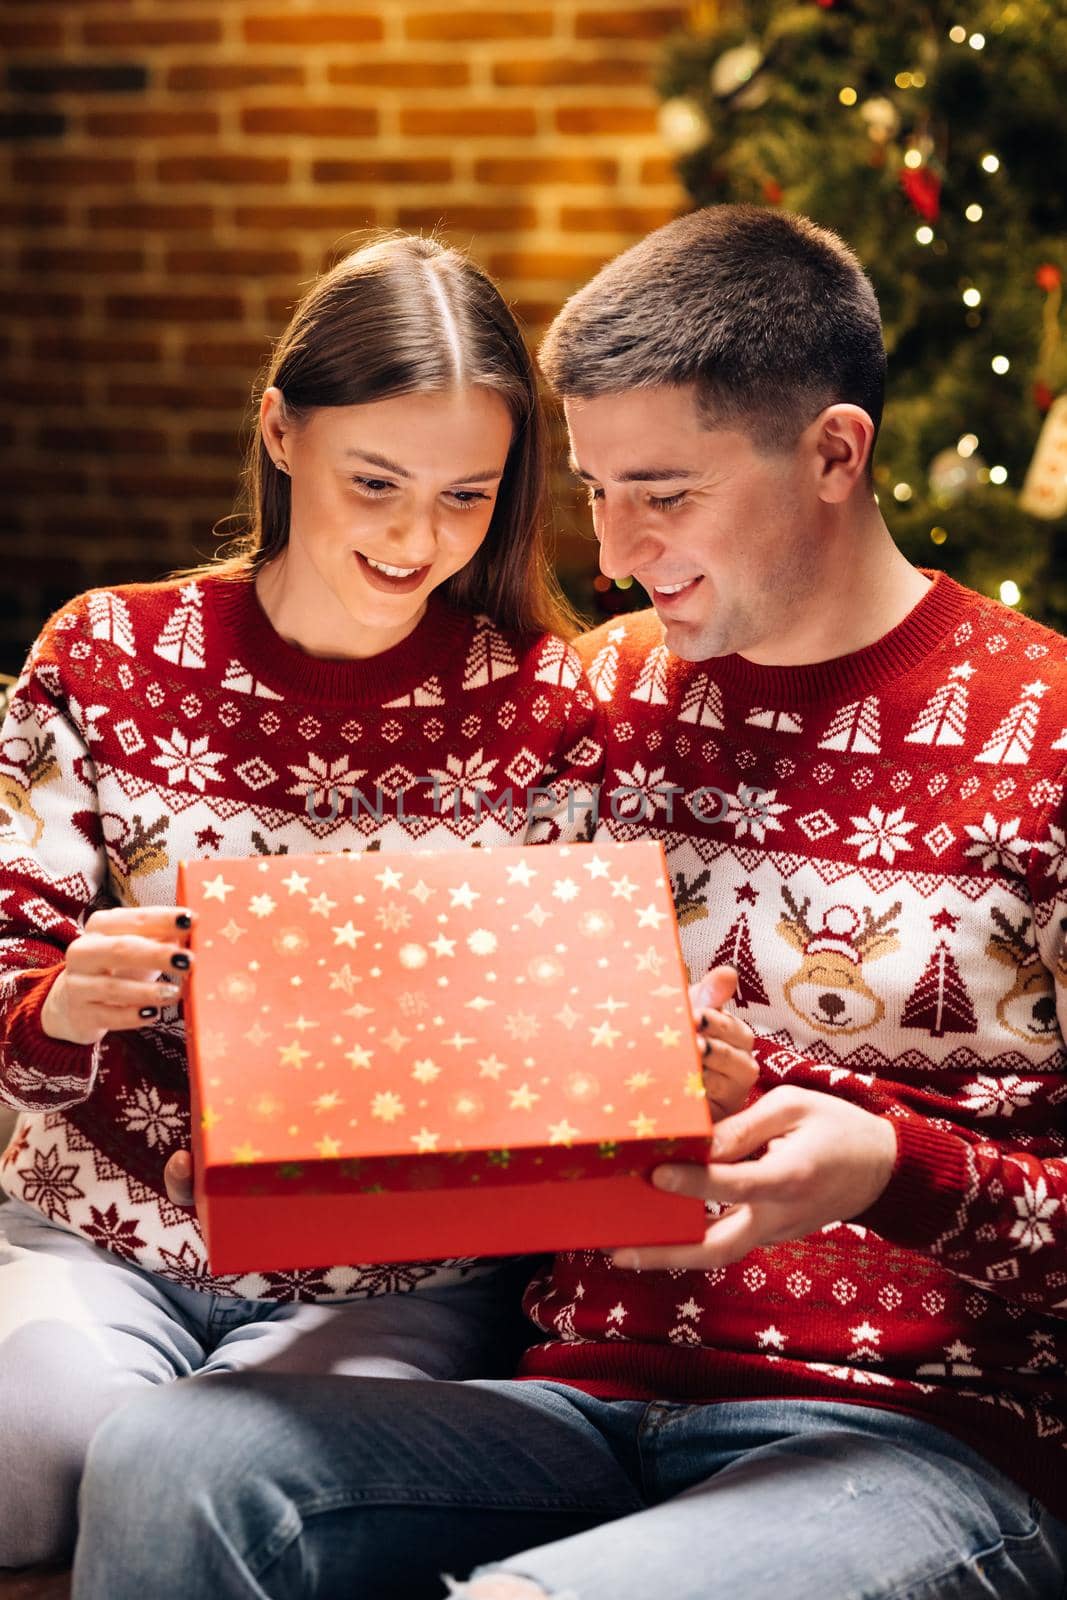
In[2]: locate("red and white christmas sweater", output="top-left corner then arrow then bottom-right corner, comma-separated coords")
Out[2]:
521,573 -> 1067,1520
0,575 -> 603,1301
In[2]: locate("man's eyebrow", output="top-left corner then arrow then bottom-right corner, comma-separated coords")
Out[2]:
344,450 -> 503,483
568,458 -> 698,484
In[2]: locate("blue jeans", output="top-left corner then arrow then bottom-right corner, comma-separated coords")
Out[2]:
0,1198 -> 519,1566
73,1374 -> 1067,1600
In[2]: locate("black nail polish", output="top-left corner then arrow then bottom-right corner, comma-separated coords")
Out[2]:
171,952 -> 191,971
175,913 -> 192,930
139,1006 -> 158,1020
699,1035 -> 713,1059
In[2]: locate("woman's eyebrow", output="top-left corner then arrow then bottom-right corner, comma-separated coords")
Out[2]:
344,449 -> 502,482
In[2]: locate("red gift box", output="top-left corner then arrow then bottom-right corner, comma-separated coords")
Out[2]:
178,841 -> 712,1273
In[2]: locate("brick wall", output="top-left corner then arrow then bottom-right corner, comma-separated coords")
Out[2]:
0,1 -> 694,673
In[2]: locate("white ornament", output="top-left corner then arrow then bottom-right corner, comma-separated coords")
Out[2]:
1019,394 -> 1067,518
710,41 -> 768,108
928,446 -> 987,504
859,96 -> 900,143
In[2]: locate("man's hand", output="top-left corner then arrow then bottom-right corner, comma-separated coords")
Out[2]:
688,965 -> 758,1121
611,1085 -> 898,1271
163,1149 -> 195,1208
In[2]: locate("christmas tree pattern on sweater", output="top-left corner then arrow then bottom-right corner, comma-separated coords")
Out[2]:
0,577 -> 603,1301
520,573 -> 1067,1524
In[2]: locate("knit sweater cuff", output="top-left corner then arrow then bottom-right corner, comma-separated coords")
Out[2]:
4,968 -> 100,1088
853,1113 -> 970,1248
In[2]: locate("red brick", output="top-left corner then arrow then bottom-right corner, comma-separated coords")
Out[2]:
0,202 -> 67,227
561,203 -> 680,232
183,339 -> 272,371
396,203 -> 537,232
312,157 -> 452,184
106,292 -> 243,323
474,156 -> 618,185
105,470 -> 235,502
39,424 -> 168,455
574,7 -> 687,38
85,108 -> 220,137
13,153 -> 136,186
165,246 -> 303,278
241,106 -> 377,138
488,249 -> 609,280
158,154 -> 290,186
510,300 -> 563,328
401,107 -> 536,137
404,9 -> 552,40
243,12 -> 382,43
0,18 -> 63,45
107,381 -> 249,412
234,203 -> 377,231
83,17 -> 222,45
33,334 -> 162,365
89,203 -> 214,231
265,294 -> 302,323
5,290 -> 82,316
21,244 -> 145,274
326,60 -> 471,89
555,106 -> 658,135
493,57 -> 649,87
6,465 -> 90,494
640,156 -> 680,186
167,63 -> 304,91
187,428 -> 243,458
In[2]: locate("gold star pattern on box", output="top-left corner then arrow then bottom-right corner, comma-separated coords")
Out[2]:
180,842 -> 710,1185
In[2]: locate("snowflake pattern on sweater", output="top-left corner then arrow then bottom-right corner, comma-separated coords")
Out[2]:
522,573 -> 1067,1520
0,576 -> 603,1300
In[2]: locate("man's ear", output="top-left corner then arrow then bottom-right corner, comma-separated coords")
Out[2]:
808,404 -> 875,504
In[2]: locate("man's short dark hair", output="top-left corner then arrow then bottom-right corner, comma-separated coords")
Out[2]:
540,204 -> 886,452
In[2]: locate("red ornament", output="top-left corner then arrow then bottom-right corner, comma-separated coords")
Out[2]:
900,164 -> 941,221
1035,263 -> 1063,292
1033,380 -> 1055,413
762,179 -> 783,204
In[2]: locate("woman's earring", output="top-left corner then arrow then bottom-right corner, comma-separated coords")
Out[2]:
275,460 -> 290,475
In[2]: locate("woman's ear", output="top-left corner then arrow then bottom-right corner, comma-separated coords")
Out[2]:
260,387 -> 291,474
809,404 -> 875,504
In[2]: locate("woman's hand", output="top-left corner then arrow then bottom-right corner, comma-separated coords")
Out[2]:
689,965 -> 758,1122
41,906 -> 194,1046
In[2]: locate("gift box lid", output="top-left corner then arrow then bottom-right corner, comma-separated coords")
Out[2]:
179,841 -> 710,1177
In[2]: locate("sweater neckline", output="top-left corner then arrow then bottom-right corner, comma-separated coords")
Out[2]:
707,571 -> 972,708
205,573 -> 474,706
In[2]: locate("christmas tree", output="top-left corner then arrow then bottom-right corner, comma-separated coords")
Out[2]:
901,939 -> 979,1036
657,0 -> 1067,628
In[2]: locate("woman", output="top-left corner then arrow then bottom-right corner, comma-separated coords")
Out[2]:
0,235 -> 754,1568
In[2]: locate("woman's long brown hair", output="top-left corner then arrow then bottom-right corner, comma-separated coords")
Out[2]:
190,234 -> 578,640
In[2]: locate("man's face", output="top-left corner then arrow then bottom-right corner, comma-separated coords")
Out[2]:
565,384 -> 820,662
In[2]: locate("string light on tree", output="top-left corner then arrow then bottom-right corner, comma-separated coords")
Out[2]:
893,482 -> 913,501
916,226 -> 934,245
838,86 -> 858,106
981,153 -> 1001,172
1000,580 -> 1021,605
904,148 -> 924,169
991,355 -> 1010,374
965,203 -> 984,222
948,24 -> 967,41
969,32 -> 986,48
989,465 -> 1009,484
962,288 -> 982,307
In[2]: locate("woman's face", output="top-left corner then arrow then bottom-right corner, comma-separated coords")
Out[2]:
260,385 -> 513,657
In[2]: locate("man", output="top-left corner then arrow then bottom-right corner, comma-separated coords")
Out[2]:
73,206 -> 1067,1600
